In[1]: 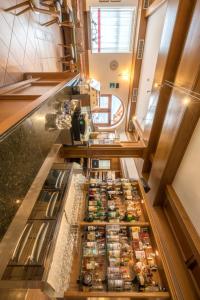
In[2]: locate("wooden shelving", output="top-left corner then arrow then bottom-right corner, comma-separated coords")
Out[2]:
79,221 -> 150,227
65,290 -> 171,298
64,178 -> 171,299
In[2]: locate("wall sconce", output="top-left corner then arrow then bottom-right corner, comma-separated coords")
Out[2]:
183,97 -> 191,106
154,82 -> 162,89
118,71 -> 130,81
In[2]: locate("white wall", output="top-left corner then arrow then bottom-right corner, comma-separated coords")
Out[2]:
86,0 -> 138,130
135,2 -> 167,130
88,52 -> 132,126
173,118 -> 200,236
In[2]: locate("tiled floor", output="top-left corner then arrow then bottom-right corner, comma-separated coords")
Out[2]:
0,0 -> 63,87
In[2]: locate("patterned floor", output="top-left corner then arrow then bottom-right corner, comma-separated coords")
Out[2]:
0,0 -> 63,87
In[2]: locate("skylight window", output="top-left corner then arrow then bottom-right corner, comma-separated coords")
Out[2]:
90,7 -> 135,53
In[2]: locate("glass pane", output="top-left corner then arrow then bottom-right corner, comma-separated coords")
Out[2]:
99,160 -> 110,169
90,7 -> 135,53
111,95 -> 123,124
99,96 -> 109,108
92,113 -> 108,124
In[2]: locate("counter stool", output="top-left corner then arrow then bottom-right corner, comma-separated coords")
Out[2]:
40,0 -> 65,12
40,17 -> 74,27
58,43 -> 77,63
62,60 -> 78,73
40,0 -> 74,27
58,55 -> 71,62
4,0 -> 60,16
58,43 -> 84,53
40,0 -> 56,8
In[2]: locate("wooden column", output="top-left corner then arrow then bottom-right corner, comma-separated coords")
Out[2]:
142,0 -> 197,174
147,0 -> 200,205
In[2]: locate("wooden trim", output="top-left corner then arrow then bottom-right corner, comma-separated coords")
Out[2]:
60,142 -> 146,158
146,0 -> 168,18
79,221 -> 150,227
133,118 -> 145,141
24,72 -> 77,80
165,185 -> 200,265
31,81 -> 60,86
0,95 -> 40,100
139,181 -> 199,300
0,78 -> 40,95
142,0 -> 197,175
64,290 -> 170,298
0,74 -> 79,136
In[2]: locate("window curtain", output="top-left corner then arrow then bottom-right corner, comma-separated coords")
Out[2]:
91,7 -> 135,53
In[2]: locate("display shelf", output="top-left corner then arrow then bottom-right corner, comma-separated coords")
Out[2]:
64,177 -> 170,299
79,221 -> 150,227
64,290 -> 170,298
83,179 -> 148,224
65,224 -> 170,298
78,226 -> 107,292
85,186 -> 108,222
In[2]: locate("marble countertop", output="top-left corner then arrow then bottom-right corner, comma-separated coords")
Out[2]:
0,80 -> 77,241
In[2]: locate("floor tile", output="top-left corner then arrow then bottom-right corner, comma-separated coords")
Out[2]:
0,0 -> 62,86
12,16 -> 27,50
0,65 -> 6,87
0,13 -> 13,48
9,34 -> 25,66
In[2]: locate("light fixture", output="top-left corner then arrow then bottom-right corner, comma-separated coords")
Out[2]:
183,97 -> 191,106
118,70 -> 130,81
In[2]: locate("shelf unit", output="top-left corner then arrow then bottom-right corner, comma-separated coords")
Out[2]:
64,178 -> 171,299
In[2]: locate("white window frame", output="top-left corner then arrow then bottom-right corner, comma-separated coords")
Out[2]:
90,6 -> 135,54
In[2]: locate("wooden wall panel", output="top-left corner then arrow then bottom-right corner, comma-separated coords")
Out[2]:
139,184 -> 199,300
163,186 -> 200,297
147,0 -> 200,205
142,0 -> 196,174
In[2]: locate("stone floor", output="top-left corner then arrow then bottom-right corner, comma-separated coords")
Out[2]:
0,0 -> 63,87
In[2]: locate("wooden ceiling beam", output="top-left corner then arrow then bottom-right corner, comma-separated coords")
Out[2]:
59,142 -> 146,159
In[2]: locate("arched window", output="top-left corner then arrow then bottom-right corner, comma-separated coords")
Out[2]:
92,94 -> 124,127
